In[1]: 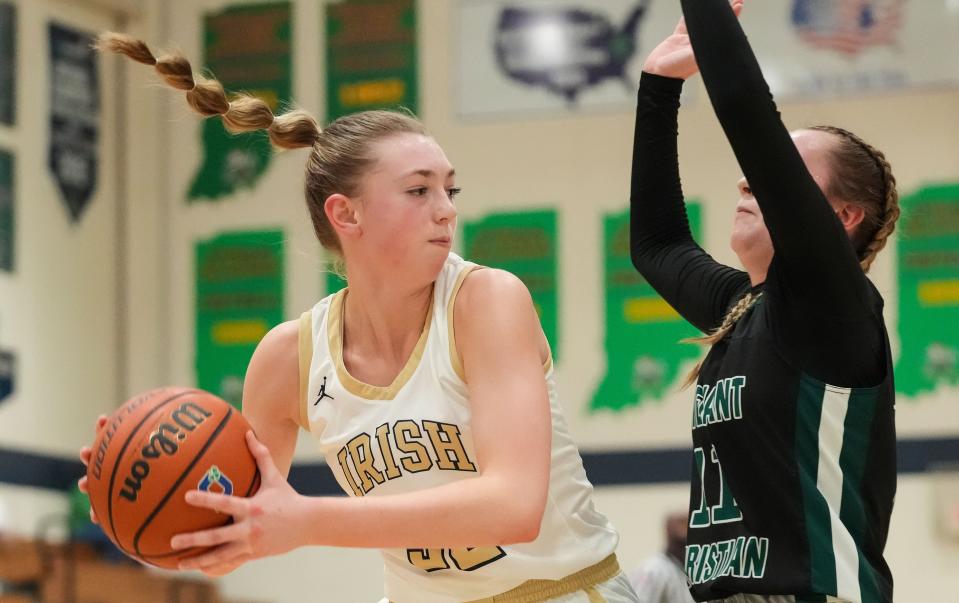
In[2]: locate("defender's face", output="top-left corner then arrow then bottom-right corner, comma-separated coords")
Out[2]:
730,130 -> 836,268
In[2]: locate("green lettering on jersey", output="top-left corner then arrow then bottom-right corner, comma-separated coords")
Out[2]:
687,536 -> 769,585
690,448 -> 711,528
742,537 -> 769,578
685,544 -> 703,584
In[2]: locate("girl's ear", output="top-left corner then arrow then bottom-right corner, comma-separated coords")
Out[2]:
326,194 -> 362,240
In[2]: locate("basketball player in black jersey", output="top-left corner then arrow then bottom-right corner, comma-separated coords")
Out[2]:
630,1 -> 899,602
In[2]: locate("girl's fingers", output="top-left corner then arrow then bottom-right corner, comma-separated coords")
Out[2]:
171,521 -> 248,550
184,489 -> 249,516
178,543 -> 249,571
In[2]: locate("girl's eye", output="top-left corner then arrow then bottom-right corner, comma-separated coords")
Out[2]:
408,187 -> 428,196
447,187 -> 462,200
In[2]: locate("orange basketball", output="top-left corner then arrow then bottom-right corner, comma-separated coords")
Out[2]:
86,387 -> 260,569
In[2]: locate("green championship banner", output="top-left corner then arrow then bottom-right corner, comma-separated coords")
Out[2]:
0,2 -> 15,126
463,210 -> 559,360
0,149 -> 12,272
189,2 -> 292,200
895,184 -> 959,397
196,230 -> 284,408
325,0 -> 418,122
590,204 -> 702,412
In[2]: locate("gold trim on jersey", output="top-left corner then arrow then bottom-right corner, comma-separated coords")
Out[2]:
328,288 -> 434,400
447,265 -> 480,382
464,554 -> 618,603
387,553 -> 617,603
297,310 -> 313,429
448,266 -> 554,382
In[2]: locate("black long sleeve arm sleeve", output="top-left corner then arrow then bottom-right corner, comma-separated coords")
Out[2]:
679,0 -> 872,320
678,0 -> 885,386
630,72 -> 750,334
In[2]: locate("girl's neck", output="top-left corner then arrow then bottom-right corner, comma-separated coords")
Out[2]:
341,276 -> 434,365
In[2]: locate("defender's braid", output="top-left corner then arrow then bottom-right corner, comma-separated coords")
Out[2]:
681,292 -> 762,389
810,125 -> 900,273
856,140 -> 899,272
96,32 -> 320,150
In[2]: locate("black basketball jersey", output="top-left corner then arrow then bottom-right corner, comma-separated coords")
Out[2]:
686,285 -> 895,602
628,1 -> 898,601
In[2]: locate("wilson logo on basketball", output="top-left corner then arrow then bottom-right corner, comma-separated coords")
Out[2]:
118,401 -> 213,502
90,393 -> 154,480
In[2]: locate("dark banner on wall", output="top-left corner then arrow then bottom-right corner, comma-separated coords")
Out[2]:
0,149 -> 13,272
189,2 -> 292,201
0,2 -> 15,126
0,348 -> 14,406
896,184 -> 959,397
463,210 -> 559,360
325,0 -> 418,121
49,24 -> 99,223
196,230 -> 285,408
590,204 -> 702,412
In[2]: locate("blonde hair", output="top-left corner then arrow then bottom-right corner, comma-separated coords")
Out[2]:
97,32 -> 428,255
681,292 -> 762,389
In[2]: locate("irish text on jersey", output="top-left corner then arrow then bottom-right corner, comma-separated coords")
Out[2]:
336,419 -> 476,496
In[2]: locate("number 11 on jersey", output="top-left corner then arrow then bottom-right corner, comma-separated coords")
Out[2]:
690,445 -> 742,528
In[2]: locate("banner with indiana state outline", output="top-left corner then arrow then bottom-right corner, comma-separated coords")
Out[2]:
189,2 -> 292,201
895,184 -> 959,397
590,204 -> 702,412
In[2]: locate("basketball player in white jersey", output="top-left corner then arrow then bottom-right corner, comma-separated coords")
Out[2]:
78,34 -> 640,603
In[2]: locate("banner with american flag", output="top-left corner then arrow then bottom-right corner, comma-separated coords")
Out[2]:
741,0 -> 959,98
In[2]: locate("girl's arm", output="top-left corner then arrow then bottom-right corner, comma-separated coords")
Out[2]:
680,0 -> 886,386
679,0 -> 872,319
631,10 -> 750,333
173,270 -> 551,569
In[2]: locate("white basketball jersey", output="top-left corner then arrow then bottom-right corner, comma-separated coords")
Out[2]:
299,253 -> 619,603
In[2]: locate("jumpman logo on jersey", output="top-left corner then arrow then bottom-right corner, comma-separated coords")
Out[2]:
314,376 -> 334,406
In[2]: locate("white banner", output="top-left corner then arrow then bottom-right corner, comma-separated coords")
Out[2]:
454,0 -> 959,119
741,0 -> 959,99
454,0 -> 686,118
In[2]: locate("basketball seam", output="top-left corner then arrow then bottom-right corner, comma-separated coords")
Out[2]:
132,407 -> 235,560
244,467 -> 261,497
104,389 -> 200,557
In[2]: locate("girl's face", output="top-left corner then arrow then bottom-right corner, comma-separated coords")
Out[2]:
730,130 -> 835,270
349,133 -> 459,281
